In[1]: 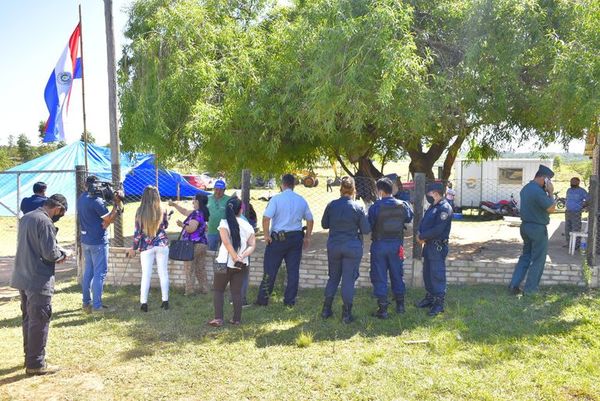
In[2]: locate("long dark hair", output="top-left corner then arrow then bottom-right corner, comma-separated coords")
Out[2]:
226,197 -> 242,251
195,193 -> 210,221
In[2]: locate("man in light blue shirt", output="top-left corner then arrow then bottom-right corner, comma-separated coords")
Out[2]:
256,174 -> 314,306
565,177 -> 588,248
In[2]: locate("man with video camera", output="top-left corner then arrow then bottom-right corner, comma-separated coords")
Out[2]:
78,175 -> 123,313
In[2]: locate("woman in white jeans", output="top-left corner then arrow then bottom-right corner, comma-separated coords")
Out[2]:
127,186 -> 170,312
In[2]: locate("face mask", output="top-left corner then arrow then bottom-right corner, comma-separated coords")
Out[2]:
426,195 -> 435,205
52,213 -> 64,223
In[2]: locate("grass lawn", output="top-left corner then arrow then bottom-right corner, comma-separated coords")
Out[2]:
1,281 -> 599,400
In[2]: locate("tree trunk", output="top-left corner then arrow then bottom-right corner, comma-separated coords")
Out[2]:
408,153 -> 437,179
356,156 -> 383,179
441,135 -> 466,180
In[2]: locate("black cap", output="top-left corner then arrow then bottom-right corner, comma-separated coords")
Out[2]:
86,175 -> 98,185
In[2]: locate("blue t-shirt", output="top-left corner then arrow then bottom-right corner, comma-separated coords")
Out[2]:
263,189 -> 313,233
519,181 -> 554,225
78,193 -> 110,245
20,194 -> 47,215
566,187 -> 588,212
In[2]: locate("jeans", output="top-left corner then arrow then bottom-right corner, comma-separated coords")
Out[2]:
422,243 -> 448,297
139,245 -> 170,303
324,240 -> 362,304
207,233 -> 221,252
510,223 -> 548,294
82,243 -> 109,310
565,211 -> 583,246
20,290 -> 52,369
369,240 -> 405,300
256,232 -> 303,305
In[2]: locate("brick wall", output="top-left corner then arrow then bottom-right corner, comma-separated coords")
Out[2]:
106,247 -> 599,290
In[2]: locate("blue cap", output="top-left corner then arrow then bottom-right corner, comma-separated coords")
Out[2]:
214,179 -> 226,190
536,165 -> 554,179
426,182 -> 444,193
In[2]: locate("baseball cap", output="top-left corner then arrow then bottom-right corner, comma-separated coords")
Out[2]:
426,182 -> 444,193
214,179 -> 226,190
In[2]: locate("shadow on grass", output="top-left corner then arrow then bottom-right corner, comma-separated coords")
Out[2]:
4,279 -> 593,365
0,372 -> 30,386
88,282 -> 597,360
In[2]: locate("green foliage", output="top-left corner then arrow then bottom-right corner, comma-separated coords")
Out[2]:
119,0 -> 599,178
570,160 -> 593,183
16,134 -> 34,162
553,155 -> 562,170
0,147 -> 13,171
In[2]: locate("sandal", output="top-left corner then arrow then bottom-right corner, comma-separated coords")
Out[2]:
229,320 -> 241,325
208,319 -> 224,327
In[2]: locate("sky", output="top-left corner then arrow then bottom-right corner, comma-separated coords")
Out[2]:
0,0 -> 585,154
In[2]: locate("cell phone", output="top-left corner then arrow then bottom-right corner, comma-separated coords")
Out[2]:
544,177 -> 550,189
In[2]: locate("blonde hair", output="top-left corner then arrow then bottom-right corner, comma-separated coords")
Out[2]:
340,176 -> 355,197
136,186 -> 162,236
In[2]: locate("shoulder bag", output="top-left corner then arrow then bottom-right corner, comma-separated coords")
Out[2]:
168,228 -> 195,261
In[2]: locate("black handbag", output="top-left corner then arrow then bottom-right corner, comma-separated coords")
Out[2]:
168,229 -> 195,261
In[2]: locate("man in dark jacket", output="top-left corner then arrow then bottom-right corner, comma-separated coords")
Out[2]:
11,194 -> 69,375
20,181 -> 47,215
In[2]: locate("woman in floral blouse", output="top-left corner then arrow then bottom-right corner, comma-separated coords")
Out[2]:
127,186 -> 170,312
169,193 -> 210,295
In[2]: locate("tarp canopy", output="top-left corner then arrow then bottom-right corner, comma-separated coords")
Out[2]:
0,141 -> 207,216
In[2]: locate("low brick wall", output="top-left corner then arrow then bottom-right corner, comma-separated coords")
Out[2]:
106,247 -> 599,289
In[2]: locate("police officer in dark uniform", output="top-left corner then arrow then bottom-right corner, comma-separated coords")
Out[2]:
368,177 -> 414,319
509,165 -> 556,295
416,182 -> 453,316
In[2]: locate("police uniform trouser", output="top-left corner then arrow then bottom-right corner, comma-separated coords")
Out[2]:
20,290 -> 52,369
369,239 -> 405,299
256,231 -> 304,305
510,222 -> 548,294
324,240 -> 362,305
423,243 -> 448,297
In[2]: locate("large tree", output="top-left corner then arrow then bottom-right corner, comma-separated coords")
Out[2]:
120,0 -> 599,179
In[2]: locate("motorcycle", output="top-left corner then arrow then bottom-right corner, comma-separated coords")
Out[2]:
554,191 -> 566,210
479,194 -> 519,217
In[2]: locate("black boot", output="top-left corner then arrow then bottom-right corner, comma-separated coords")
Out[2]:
321,297 -> 334,319
161,301 -> 169,310
372,298 -> 389,319
395,296 -> 405,314
342,303 -> 354,324
140,303 -> 148,312
416,293 -> 434,308
428,297 -> 444,316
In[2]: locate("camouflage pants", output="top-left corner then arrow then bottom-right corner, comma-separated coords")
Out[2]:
184,243 -> 208,294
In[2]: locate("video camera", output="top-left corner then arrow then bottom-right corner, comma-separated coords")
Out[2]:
88,179 -> 124,204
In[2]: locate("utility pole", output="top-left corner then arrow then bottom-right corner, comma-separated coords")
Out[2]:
104,0 -> 123,246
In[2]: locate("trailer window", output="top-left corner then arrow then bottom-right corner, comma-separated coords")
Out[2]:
498,168 -> 523,185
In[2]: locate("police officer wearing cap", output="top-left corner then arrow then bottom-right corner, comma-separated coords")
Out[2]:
368,177 -> 414,319
256,174 -> 314,307
509,165 -> 556,295
416,182 -> 453,316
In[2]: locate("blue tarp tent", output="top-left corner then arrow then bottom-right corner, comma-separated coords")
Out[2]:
0,141 -> 207,216
123,158 -> 207,198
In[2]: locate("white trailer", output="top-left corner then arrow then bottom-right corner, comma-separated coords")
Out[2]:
453,159 -> 553,209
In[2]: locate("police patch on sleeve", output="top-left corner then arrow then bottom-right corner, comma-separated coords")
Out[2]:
440,212 -> 449,220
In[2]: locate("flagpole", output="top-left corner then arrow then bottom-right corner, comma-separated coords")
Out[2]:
78,4 -> 89,172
